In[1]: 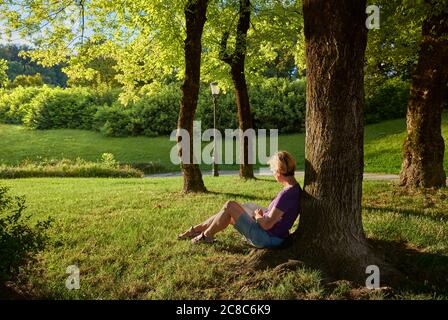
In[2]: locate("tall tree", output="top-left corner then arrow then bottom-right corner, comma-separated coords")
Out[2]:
295,0 -> 379,279
177,0 -> 209,193
219,0 -> 254,179
399,0 -> 448,188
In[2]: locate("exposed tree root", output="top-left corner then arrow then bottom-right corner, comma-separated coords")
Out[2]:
245,237 -> 404,287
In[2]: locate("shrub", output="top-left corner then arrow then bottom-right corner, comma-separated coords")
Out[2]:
1,79 -> 308,136
0,86 -> 43,124
249,78 -> 306,134
94,87 -> 122,107
94,102 -> 134,136
132,85 -> 180,136
95,86 -> 179,137
98,79 -> 307,137
196,78 -> 306,134
0,186 -> 52,285
365,78 -> 410,124
9,73 -> 44,89
24,87 -> 98,130
0,154 -> 144,179
0,86 -> 119,128
0,77 -> 415,137
127,161 -> 166,174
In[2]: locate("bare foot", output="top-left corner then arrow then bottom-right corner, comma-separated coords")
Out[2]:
177,226 -> 201,240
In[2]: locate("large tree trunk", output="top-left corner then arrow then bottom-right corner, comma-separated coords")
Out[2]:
399,4 -> 448,189
294,0 -> 379,281
220,0 -> 254,179
246,0 -> 392,283
178,0 -> 209,193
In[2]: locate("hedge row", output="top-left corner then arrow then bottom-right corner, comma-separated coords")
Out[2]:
0,154 -> 144,179
365,78 -> 410,124
95,79 -> 307,136
0,78 -> 411,137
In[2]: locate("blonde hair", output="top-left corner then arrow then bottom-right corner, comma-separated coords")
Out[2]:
267,151 -> 296,176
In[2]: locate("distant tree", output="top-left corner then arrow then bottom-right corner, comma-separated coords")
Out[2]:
219,0 -> 255,179
9,73 -> 44,88
399,0 -> 448,188
0,45 -> 67,87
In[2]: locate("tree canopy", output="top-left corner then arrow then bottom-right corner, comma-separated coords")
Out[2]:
0,0 -> 302,101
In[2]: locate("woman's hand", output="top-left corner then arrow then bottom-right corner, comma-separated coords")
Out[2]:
255,207 -> 285,230
254,208 -> 264,220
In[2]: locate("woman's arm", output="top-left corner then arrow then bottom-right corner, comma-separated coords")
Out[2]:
255,208 -> 284,231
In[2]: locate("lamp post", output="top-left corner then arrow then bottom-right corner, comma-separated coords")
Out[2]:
210,82 -> 220,177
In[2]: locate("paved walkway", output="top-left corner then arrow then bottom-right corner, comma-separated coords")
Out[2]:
145,170 -> 400,181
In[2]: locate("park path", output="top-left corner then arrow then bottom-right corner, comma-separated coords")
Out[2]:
145,170 -> 399,181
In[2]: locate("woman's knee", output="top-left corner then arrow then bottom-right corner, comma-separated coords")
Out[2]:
224,200 -> 237,210
225,201 -> 244,219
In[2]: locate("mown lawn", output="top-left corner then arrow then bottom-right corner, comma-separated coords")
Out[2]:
1,176 -> 447,299
1,113 -> 447,174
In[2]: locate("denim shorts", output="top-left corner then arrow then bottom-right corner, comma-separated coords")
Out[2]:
234,212 -> 284,248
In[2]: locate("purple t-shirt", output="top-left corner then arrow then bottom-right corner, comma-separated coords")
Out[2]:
263,184 -> 301,239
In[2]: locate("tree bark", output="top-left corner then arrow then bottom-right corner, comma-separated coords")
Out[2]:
178,0 -> 209,193
294,0 -> 380,281
220,0 -> 254,179
399,4 -> 448,189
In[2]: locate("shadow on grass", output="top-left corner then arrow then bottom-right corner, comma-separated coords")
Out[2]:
0,282 -> 34,300
369,239 -> 448,296
206,191 -> 269,202
213,240 -> 253,255
364,205 -> 447,222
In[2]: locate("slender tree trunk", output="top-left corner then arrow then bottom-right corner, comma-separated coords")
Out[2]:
294,0 -> 379,280
399,5 -> 448,189
231,63 -> 254,179
220,0 -> 254,179
178,0 -> 209,193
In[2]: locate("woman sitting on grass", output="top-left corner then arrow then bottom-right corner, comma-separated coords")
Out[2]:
177,151 -> 301,248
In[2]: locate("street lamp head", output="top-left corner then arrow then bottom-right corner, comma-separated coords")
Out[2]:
210,82 -> 220,96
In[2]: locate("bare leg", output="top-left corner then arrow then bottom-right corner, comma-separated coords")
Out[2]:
193,201 -> 252,233
203,201 -> 245,238
192,213 -> 218,233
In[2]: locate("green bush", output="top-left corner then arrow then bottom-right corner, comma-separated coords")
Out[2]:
132,85 -> 180,136
250,78 -> 306,133
365,78 -> 410,124
0,186 -> 52,284
8,73 -> 44,89
0,77 -> 412,136
0,154 -> 144,178
95,85 -> 179,137
25,87 -> 98,130
94,102 -> 134,136
196,78 -> 306,134
0,79 -> 307,136
127,161 -> 166,174
0,86 -> 43,124
0,86 -> 119,129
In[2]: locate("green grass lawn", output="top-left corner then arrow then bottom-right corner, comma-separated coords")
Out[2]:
1,176 -> 447,299
1,113 -> 447,174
